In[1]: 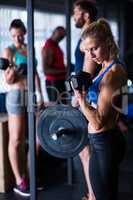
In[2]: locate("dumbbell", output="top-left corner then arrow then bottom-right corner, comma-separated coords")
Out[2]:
0,58 -> 10,70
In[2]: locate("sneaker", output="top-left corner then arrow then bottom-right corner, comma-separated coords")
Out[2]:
13,178 -> 30,197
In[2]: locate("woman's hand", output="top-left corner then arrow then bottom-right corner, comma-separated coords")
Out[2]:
74,89 -> 87,108
4,67 -> 16,84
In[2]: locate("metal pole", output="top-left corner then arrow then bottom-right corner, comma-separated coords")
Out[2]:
65,0 -> 73,185
65,0 -> 72,78
67,158 -> 73,185
27,0 -> 37,200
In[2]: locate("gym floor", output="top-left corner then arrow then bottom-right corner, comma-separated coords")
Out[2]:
0,124 -> 133,200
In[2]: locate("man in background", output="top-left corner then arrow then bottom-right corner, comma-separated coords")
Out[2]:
73,0 -> 98,75
42,26 -> 67,104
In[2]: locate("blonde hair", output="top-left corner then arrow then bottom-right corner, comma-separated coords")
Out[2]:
81,18 -> 119,60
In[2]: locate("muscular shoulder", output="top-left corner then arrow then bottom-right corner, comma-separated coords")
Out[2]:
42,39 -> 54,53
101,63 -> 127,89
44,39 -> 54,48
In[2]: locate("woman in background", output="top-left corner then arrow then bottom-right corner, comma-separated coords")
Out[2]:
2,19 -> 42,196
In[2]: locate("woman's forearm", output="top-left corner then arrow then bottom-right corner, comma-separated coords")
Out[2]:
80,100 -> 104,131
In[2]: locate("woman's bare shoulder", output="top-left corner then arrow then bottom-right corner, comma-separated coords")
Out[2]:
112,63 -> 127,74
101,63 -> 127,88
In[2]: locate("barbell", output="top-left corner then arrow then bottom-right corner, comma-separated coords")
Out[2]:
37,104 -> 88,158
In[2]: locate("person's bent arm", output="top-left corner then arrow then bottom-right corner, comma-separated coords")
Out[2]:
3,47 -> 14,63
74,88 -> 111,131
83,54 -> 98,76
3,48 -> 16,84
74,66 -> 127,131
80,40 -> 98,76
4,67 -> 16,84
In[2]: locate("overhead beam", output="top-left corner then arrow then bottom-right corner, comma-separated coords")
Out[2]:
0,0 -> 67,13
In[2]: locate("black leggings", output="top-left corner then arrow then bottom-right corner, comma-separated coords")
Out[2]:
88,129 -> 126,200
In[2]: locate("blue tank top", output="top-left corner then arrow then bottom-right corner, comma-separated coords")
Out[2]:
9,44 -> 27,65
9,44 -> 37,76
88,60 -> 120,105
74,39 -> 84,74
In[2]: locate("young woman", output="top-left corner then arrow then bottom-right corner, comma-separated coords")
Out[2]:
74,18 -> 127,200
2,19 -> 42,196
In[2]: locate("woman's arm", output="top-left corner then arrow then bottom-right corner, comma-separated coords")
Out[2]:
3,47 -> 14,63
4,67 -> 16,84
35,70 -> 44,107
3,48 -> 16,84
74,87 -> 112,131
74,66 -> 127,131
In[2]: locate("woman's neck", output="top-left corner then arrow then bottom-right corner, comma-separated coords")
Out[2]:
15,43 -> 26,50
